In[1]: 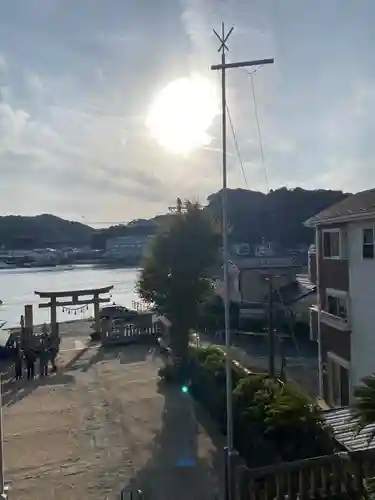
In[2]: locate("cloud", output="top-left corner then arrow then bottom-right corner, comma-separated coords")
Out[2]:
0,0 -> 374,225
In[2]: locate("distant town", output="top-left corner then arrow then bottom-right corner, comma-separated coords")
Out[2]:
0,234 -> 155,269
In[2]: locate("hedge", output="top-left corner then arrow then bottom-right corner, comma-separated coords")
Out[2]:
159,346 -> 336,468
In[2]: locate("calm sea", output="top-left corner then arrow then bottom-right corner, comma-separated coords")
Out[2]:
0,265 -> 140,328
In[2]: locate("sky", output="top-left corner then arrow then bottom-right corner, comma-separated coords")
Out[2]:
0,0 -> 374,227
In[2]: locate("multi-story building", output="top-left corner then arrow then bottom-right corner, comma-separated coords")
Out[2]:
305,188 -> 375,407
104,235 -> 154,262
215,241 -> 303,323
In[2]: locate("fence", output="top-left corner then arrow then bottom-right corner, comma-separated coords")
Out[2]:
131,301 -> 149,313
101,320 -> 160,346
238,448 -> 375,500
120,488 -> 143,500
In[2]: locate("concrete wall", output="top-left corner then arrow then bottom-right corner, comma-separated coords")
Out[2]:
348,218 -> 375,387
240,268 -> 297,303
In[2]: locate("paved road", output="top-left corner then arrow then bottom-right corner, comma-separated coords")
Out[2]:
1,324 -> 225,500
204,331 -> 319,399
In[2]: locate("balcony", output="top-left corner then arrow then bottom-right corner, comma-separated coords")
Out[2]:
320,310 -> 351,332
310,306 -> 351,332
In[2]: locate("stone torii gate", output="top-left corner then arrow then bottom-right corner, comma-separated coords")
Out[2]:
34,285 -> 114,337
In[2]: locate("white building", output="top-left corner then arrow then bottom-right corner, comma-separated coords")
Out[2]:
305,188 -> 375,406
104,235 -> 154,260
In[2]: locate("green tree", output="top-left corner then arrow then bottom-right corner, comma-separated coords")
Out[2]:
351,375 -> 375,444
136,201 -> 220,366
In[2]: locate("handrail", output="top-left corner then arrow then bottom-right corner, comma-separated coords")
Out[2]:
238,448 -> 375,500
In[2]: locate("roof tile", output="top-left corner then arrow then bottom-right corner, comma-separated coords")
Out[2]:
305,189 -> 375,226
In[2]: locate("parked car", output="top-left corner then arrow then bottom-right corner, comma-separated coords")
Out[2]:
99,305 -> 139,322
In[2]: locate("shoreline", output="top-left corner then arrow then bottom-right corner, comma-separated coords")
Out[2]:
7,318 -> 93,334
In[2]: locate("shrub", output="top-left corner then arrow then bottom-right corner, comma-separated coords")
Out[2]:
187,346 -> 335,467
263,383 -> 333,460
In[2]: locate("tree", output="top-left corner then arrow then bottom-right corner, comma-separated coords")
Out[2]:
136,201 -> 220,366
351,375 -> 375,444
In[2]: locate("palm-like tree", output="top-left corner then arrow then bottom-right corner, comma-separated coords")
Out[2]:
351,374 -> 375,445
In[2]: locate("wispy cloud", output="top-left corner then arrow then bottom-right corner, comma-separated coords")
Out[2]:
0,0 -> 374,224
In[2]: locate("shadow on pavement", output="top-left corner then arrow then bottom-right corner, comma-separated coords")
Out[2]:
63,343 -> 156,374
124,381 -> 224,500
1,370 -> 75,407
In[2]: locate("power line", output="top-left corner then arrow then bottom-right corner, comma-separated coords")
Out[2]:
243,70 -> 316,388
216,73 -> 248,188
225,102 -> 248,188
250,72 -> 269,192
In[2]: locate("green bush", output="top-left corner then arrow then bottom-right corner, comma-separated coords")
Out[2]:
187,346 -> 335,467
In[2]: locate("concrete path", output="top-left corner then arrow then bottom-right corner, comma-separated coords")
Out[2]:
1,328 -> 225,500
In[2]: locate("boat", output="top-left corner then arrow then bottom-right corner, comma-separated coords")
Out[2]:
0,300 -> 3,306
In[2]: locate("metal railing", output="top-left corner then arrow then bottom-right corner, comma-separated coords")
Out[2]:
238,448 -> 375,500
120,488 -> 143,500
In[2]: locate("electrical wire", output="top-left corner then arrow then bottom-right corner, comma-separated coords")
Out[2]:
243,68 -> 314,385
216,72 -> 249,189
250,73 -> 269,191
225,102 -> 249,188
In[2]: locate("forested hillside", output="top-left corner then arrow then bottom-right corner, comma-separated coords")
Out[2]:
0,188 -> 349,249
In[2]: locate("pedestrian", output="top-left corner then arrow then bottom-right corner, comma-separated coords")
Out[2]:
48,335 -> 60,373
24,349 -> 36,380
39,346 -> 48,378
14,339 -> 23,380
39,326 -> 49,378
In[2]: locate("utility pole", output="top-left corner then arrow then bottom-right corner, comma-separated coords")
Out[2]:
266,276 -> 276,378
210,24 -> 274,500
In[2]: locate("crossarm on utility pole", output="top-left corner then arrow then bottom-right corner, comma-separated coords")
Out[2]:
211,58 -> 274,71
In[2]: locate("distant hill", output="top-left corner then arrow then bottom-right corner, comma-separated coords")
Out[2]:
205,187 -> 349,248
0,188 -> 350,250
0,214 -> 95,250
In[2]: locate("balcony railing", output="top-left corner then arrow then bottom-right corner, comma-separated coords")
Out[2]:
237,448 -> 375,500
320,310 -> 351,332
309,306 -> 351,332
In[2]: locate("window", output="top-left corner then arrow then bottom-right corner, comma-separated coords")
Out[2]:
323,230 -> 341,258
326,289 -> 348,320
326,295 -> 347,319
363,228 -> 374,259
327,353 -> 350,407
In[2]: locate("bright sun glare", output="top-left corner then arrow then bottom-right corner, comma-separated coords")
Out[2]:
146,75 -> 219,155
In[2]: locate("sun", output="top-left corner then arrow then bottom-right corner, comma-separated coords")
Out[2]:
146,75 -> 219,155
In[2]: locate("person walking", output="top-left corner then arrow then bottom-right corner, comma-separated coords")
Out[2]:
24,348 -> 36,380
48,334 -> 60,373
14,339 -> 23,380
39,343 -> 48,378
39,325 -> 49,378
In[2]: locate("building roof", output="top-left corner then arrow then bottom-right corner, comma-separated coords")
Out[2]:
324,407 -> 375,451
275,274 -> 316,305
231,255 -> 301,271
304,189 -> 375,227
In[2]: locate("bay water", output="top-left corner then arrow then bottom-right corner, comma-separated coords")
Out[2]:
0,265 -> 140,328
